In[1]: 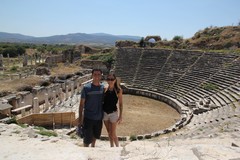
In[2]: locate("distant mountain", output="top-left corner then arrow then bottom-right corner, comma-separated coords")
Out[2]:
0,32 -> 34,41
0,32 -> 141,46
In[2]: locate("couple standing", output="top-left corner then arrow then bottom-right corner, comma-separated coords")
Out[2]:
78,68 -> 123,147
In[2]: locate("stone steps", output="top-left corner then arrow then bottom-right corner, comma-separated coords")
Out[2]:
226,88 -> 240,100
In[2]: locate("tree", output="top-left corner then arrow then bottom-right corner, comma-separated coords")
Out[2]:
2,46 -> 25,57
139,37 -> 146,47
173,35 -> 183,41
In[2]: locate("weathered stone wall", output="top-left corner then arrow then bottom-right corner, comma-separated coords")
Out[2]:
45,55 -> 63,64
62,49 -> 81,63
115,40 -> 138,48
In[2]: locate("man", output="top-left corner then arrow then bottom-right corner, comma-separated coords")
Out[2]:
78,68 -> 104,147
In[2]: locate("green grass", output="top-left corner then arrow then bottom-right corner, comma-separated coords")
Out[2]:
34,126 -> 58,137
201,83 -> 219,91
18,123 -> 28,128
36,130 -> 58,137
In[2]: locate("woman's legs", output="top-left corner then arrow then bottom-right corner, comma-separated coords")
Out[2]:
110,122 -> 119,147
104,112 -> 119,147
104,120 -> 114,147
104,120 -> 119,147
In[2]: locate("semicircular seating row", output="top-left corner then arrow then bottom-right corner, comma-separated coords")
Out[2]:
114,48 -> 240,112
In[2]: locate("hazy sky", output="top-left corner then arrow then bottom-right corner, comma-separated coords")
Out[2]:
1,0 -> 240,40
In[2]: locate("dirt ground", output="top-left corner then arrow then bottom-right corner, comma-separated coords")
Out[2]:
101,94 -> 181,136
0,75 -> 45,93
0,63 -> 81,93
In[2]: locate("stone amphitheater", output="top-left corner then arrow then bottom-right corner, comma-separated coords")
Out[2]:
114,48 -> 240,137
0,47 -> 240,159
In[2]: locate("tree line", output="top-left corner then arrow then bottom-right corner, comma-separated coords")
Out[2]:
0,43 -> 73,58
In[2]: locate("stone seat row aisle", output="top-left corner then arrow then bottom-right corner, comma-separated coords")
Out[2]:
174,103 -> 240,139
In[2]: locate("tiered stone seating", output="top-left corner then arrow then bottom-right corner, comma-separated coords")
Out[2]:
225,87 -> 240,101
151,50 -> 202,91
132,49 -> 171,88
115,48 -> 240,137
172,53 -> 238,100
114,48 -> 142,85
175,104 -> 240,139
115,48 -> 239,108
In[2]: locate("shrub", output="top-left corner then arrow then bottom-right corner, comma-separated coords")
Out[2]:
5,116 -> 17,124
10,66 -> 18,72
224,42 -> 232,48
74,71 -> 84,76
66,73 -> 74,79
17,85 -> 33,92
129,135 -> 137,141
39,80 -> 50,87
173,35 -> 183,41
86,52 -> 115,69
58,75 -> 67,80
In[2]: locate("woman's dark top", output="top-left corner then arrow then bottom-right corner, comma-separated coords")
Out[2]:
103,89 -> 118,114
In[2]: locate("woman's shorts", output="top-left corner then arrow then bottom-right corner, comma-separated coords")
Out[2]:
103,111 -> 118,123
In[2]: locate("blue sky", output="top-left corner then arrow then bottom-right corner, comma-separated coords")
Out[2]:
0,0 -> 240,40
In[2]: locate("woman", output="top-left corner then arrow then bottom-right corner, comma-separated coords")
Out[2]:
103,73 -> 123,147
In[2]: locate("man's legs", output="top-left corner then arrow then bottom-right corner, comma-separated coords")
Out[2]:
90,138 -> 96,147
91,119 -> 102,147
83,118 -> 93,147
83,118 -> 102,147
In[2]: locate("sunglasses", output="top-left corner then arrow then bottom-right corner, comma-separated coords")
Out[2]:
107,78 -> 115,81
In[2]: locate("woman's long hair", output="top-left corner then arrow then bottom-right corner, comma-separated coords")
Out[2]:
108,73 -> 121,93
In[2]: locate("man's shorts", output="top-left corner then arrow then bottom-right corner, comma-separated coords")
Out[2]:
103,111 -> 118,123
82,117 -> 103,145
